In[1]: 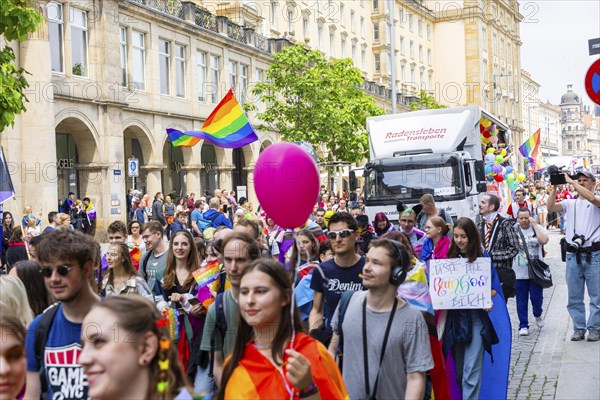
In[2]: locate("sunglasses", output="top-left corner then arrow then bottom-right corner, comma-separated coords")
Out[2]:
326,229 -> 355,240
40,265 -> 73,278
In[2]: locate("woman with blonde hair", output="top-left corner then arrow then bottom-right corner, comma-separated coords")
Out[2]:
0,305 -> 28,399
79,296 -> 194,400
57,213 -> 73,230
21,205 -> 42,229
0,275 -> 35,326
420,216 -> 451,262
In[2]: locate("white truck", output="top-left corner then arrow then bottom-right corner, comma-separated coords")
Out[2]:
351,106 -> 511,222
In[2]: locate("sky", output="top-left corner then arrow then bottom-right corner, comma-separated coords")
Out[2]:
519,1 -> 600,108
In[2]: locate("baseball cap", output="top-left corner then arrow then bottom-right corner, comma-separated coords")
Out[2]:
572,169 -> 596,182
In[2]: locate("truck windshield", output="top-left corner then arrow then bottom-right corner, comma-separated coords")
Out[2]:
365,157 -> 464,202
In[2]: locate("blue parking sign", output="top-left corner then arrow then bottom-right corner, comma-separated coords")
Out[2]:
128,158 -> 139,177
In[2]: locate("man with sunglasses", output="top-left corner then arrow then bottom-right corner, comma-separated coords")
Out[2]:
309,212 -> 365,346
25,229 -> 101,400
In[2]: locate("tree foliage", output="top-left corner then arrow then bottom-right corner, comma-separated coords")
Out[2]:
251,44 -> 384,163
0,0 -> 42,132
409,90 -> 446,111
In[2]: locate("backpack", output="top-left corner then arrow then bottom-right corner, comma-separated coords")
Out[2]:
335,290 -> 357,372
208,291 -> 228,377
198,212 -> 222,240
34,303 -> 61,399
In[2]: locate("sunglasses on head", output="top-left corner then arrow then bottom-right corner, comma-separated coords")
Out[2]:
40,265 -> 73,278
326,229 -> 355,240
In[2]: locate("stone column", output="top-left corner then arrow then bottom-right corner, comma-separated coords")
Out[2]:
218,165 -> 234,191
243,166 -> 257,206
143,166 -> 165,197
182,165 -> 202,196
77,164 -> 110,240
17,11 -> 58,216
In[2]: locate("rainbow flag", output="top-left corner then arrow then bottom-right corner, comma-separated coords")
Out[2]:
192,259 -> 222,288
167,89 -> 258,148
518,128 -> 540,160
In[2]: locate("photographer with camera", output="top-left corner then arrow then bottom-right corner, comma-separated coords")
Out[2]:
547,169 -> 600,342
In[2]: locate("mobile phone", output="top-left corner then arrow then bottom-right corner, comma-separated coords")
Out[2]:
188,298 -> 201,306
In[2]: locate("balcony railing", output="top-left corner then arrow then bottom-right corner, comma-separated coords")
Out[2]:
194,8 -> 217,32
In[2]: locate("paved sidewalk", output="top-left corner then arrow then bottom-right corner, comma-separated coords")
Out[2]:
506,231 -> 600,400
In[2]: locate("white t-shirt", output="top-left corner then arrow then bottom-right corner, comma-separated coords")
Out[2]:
513,225 -> 546,280
560,197 -> 600,247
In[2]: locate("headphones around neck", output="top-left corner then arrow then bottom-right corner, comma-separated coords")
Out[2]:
388,240 -> 410,286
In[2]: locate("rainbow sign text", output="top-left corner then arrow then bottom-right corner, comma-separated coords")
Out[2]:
429,258 -> 492,310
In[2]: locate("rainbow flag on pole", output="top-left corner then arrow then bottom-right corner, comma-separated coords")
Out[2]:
167,89 -> 258,148
518,129 -> 545,171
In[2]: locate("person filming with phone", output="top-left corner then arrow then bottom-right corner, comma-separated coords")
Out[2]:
547,169 -> 600,342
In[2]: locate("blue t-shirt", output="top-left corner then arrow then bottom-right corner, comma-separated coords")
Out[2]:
310,255 -> 365,330
26,304 -> 88,400
190,209 -> 203,230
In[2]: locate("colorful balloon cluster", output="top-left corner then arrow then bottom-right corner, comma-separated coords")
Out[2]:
480,117 -> 522,190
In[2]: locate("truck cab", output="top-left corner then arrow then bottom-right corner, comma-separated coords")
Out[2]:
355,106 -> 510,223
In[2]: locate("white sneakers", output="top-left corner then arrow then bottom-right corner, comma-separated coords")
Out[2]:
519,327 -> 529,336
535,316 -> 545,328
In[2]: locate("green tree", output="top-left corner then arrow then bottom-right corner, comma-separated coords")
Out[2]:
409,90 -> 446,110
0,0 -> 42,132
250,44 -> 384,163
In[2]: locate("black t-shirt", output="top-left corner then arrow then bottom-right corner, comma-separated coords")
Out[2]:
310,255 -> 365,329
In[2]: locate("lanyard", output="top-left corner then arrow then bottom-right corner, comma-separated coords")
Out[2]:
362,296 -> 398,400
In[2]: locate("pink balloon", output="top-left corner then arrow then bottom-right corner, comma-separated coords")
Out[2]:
254,143 -> 320,228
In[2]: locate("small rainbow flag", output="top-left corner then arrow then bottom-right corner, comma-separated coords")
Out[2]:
192,259 -> 222,288
167,89 -> 258,148
518,128 -> 540,160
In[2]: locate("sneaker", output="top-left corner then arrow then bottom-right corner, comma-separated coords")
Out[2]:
535,316 -> 545,328
587,330 -> 600,342
571,330 -> 586,341
519,328 -> 529,336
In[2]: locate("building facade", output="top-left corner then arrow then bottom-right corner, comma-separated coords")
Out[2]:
560,83 -> 593,163
519,69 -> 540,171
538,101 -> 561,158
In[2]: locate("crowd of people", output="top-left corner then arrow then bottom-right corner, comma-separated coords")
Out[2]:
0,168 -> 598,400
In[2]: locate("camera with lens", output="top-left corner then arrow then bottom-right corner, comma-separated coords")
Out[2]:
571,234 -> 586,251
547,165 -> 568,185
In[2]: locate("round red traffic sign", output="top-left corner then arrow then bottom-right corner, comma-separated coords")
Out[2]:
585,58 -> 600,106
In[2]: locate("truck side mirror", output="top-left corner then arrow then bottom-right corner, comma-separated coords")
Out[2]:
474,160 -> 486,181
476,183 -> 488,193
349,170 -> 357,191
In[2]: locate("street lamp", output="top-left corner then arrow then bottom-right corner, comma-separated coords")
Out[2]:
492,72 -> 512,117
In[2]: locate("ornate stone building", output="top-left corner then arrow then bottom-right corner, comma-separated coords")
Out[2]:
560,83 -> 594,165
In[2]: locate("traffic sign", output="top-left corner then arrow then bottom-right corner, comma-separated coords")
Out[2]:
128,158 -> 139,177
585,58 -> 600,106
589,38 -> 600,56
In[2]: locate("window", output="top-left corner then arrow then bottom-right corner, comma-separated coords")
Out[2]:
428,73 -> 433,90
131,31 -> 146,90
372,0 -> 378,11
408,14 -> 413,31
500,38 -> 504,60
352,43 -> 357,64
303,17 -> 308,38
255,69 -> 264,108
399,36 -> 404,54
197,51 -> 206,101
419,45 -> 423,63
350,10 -> 355,32
341,36 -> 346,58
418,19 -> 423,36
420,70 -> 424,87
318,25 -> 323,48
287,8 -> 294,33
209,55 -> 219,103
373,23 -> 379,43
119,27 -> 127,86
240,64 -> 248,102
399,8 -> 404,27
229,61 -> 237,90
159,40 -> 170,95
70,7 -> 88,77
270,1 -> 277,26
329,32 -> 335,57
567,141 -> 572,150
360,17 -> 365,38
401,63 -> 406,81
131,31 -> 145,90
410,40 -> 414,59
175,45 -> 185,98
482,27 -> 487,52
340,3 -> 345,26
427,48 -> 431,65
361,48 -> 366,70
374,53 -> 380,73
411,65 -> 415,82
427,23 -> 431,40
48,2 -> 64,73
576,141 -> 580,150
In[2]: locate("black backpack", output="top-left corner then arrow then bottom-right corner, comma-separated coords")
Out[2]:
334,290 -> 356,372
34,303 -> 61,399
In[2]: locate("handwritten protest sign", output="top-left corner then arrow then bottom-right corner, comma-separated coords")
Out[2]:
429,258 -> 492,309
